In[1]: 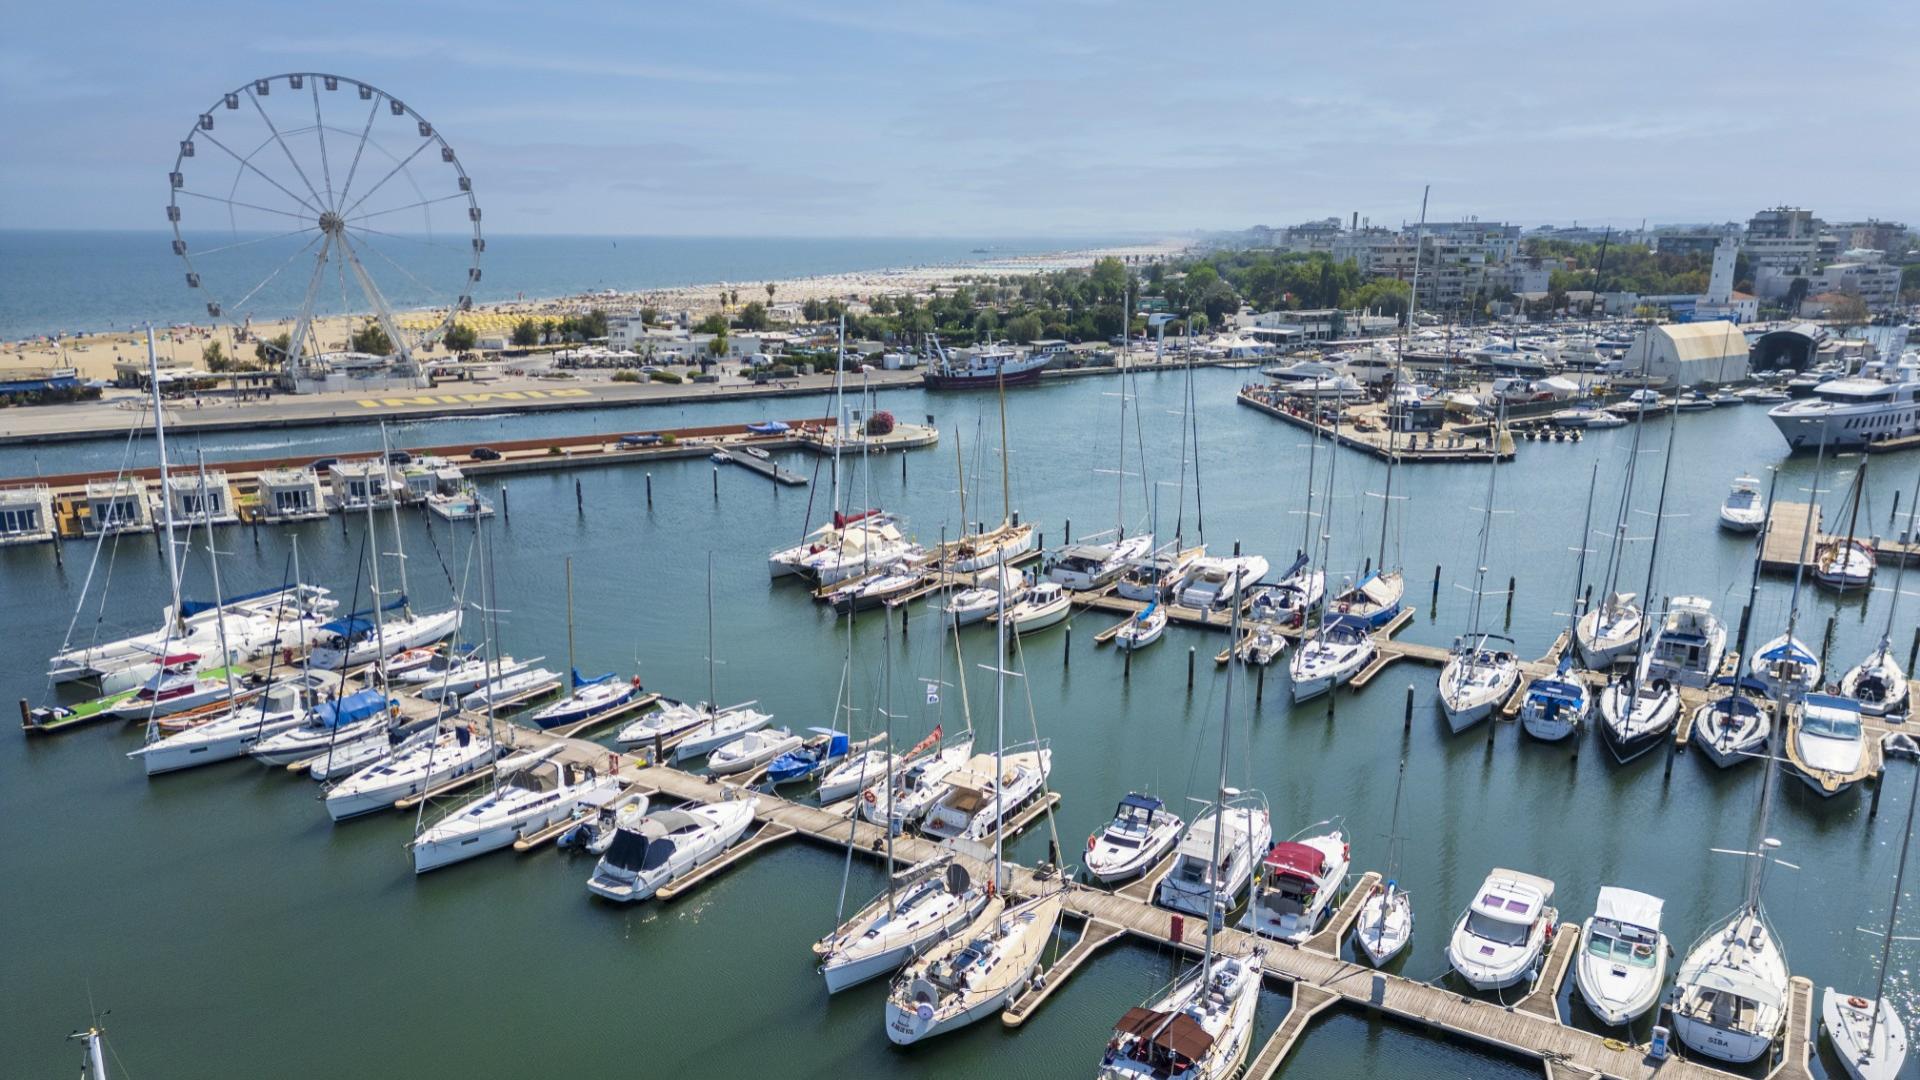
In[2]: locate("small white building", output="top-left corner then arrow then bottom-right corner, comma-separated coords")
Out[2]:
1620,322 -> 1750,387
0,484 -> 55,545
257,467 -> 327,522
83,477 -> 153,536
327,460 -> 397,512
161,471 -> 238,527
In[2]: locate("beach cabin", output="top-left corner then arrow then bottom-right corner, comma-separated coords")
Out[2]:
82,477 -> 152,536
161,470 -> 238,527
0,485 -> 55,545
327,460 -> 396,512
257,467 -> 327,522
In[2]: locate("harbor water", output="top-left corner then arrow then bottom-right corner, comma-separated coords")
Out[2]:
2,367 -> 1913,1077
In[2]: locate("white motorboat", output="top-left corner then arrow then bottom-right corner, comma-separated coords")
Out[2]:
248,688 -> 397,766
1447,868 -> 1555,991
459,666 -> 561,711
1573,886 -> 1667,1024
1768,355 -> 1920,451
1519,662 -> 1589,742
917,747 -> 1051,841
1096,948 -> 1264,1080
1175,556 -> 1269,611
1235,621 -> 1288,666
306,605 -> 461,670
1644,597 -> 1727,690
1792,693 -> 1866,797
1085,793 -> 1185,884
127,676 -> 328,775
668,704 -> 776,762
707,727 -> 803,776
1584,410 -> 1628,428
1692,691 -> 1773,768
1749,634 -> 1820,695
324,724 -> 500,821
1438,635 -> 1521,732
411,751 -> 623,873
1672,906 -> 1789,1064
815,857 -> 989,993
1577,593 -> 1644,667
1288,615 -> 1375,701
378,647 -> 440,680
1597,667 -> 1680,764
1551,405 -> 1606,428
1719,476 -> 1765,532
1243,826 -> 1349,943
884,891 -> 1064,1044
585,797 -> 756,902
861,739 -> 974,832
1046,535 -> 1153,591
1002,582 -> 1071,636
1156,796 -> 1272,918
1112,603 -> 1166,651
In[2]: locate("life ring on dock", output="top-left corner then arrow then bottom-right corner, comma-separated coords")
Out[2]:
1849,996 -> 1871,1010
986,880 -> 997,899
630,675 -> 642,688
864,789 -> 877,804
1087,834 -> 1097,851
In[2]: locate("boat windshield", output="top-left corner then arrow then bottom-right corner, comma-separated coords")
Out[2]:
1585,930 -> 1658,968
1466,911 -> 1530,945
1802,711 -> 1862,739
601,829 -> 651,872
638,837 -> 678,872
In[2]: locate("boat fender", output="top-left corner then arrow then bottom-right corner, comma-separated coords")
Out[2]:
1849,996 -> 1870,1010
1087,834 -> 1097,851
864,789 -> 877,804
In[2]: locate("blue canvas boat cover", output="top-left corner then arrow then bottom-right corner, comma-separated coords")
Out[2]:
747,420 -> 789,434
318,595 -> 409,637
315,690 -> 392,729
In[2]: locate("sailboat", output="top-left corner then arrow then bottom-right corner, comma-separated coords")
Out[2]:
1353,755 -> 1413,965
1438,404 -> 1520,731
1101,569 -> 1267,1077
1670,602 -> 1799,1062
527,558 -> 638,729
1821,758 -> 1916,1080
410,744 -> 623,873
1694,474 -> 1780,767
1750,433 -> 1834,697
1840,467 -> 1920,718
1332,243 -> 1414,629
1290,410 -> 1376,700
884,549 -> 1063,1044
1597,407 -> 1683,762
1521,463 -> 1599,741
1578,350 -> 1663,667
617,557 -> 772,756
818,600 -> 988,992
1813,457 -> 1876,591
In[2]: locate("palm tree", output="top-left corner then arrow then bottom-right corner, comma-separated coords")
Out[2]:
765,282 -> 777,306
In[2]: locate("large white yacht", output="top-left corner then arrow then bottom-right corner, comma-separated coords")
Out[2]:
1769,355 -> 1920,450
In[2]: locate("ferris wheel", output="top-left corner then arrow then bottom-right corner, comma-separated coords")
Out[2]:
166,73 -> 482,381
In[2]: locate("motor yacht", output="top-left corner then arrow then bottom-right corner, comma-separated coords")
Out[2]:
1085,793 -> 1184,884
1447,868 -> 1556,991
1156,796 -> 1271,918
1243,827 -> 1350,943
1574,887 -> 1668,1025
585,797 -> 756,902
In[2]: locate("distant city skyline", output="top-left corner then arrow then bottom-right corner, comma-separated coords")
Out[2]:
4,0 -> 1915,236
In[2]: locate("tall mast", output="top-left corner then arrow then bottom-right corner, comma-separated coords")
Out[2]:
563,555 -> 575,688
1867,758 -> 1919,1045
1625,406 -> 1681,691
1875,468 -> 1920,656
1463,402 -> 1504,646
362,469 -> 388,683
1403,187 -> 1428,357
706,552 -> 717,711
1379,189 -> 1424,570
1376,753 -> 1409,935
379,423 -> 411,610
1838,458 -> 1868,575
145,327 -> 185,629
1299,408 -> 1320,557
833,315 -> 845,514
882,573 -> 896,914
1206,583 -> 1243,977
1567,461 -> 1600,640
193,452 -> 236,710
1596,346 -> 1659,621
1734,471 -> 1783,661
992,550 -> 1009,898
997,367 -> 1011,527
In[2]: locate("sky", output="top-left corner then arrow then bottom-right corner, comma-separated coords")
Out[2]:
3,0 -> 1917,237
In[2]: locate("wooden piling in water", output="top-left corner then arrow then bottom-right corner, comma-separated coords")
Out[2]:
1187,647 -> 1195,691
575,478 -> 583,515
500,485 -> 509,522
1403,685 -> 1413,733
712,465 -> 719,500
1870,773 -> 1884,817
1431,564 -> 1441,610
1821,615 -> 1837,671
1064,623 -> 1072,667
645,473 -> 652,508
1505,576 -> 1516,626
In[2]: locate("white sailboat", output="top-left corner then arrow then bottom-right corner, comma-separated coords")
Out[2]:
1813,459 -> 1877,592
324,722 -> 500,821
1353,756 -> 1413,966
1696,477 -> 1780,767
1841,467 -> 1919,718
884,557 -> 1063,1045
1289,422 -> 1375,700
817,856 -> 990,993
128,674 -> 328,774
1821,757 -> 1916,1080
1597,407 -> 1684,761
249,687 -> 398,766
1439,406 -> 1520,730
1111,602 -> 1167,651
1578,358 -> 1663,666
1522,463 -> 1600,742
410,746 -> 623,873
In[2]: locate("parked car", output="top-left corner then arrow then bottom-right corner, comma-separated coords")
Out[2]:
310,457 -> 339,471
469,447 -> 502,461
386,450 -> 413,465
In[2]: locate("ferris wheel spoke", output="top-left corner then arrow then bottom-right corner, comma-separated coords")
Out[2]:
345,222 -> 453,248
335,230 -> 411,358
333,93 -> 385,216
229,230 -> 326,313
338,136 -> 435,220
285,234 -> 336,371
349,226 -> 449,300
192,128 -> 322,218
348,191 -> 469,224
175,188 -> 314,225
245,87 -> 326,211
190,224 -> 321,260
311,81 -> 336,209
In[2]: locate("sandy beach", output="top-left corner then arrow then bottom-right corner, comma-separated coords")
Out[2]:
1,240 -> 1185,383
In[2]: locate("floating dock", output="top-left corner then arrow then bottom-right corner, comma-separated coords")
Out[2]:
1237,388 -> 1516,463
1758,501 -> 1920,574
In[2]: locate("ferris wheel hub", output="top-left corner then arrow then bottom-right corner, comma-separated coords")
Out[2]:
318,210 -> 345,236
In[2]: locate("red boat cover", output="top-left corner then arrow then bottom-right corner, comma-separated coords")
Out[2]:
1262,841 -> 1325,881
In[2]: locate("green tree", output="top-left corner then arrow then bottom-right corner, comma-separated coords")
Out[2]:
201,339 -> 230,372
510,318 -> 541,347
765,282 -> 776,306
443,323 -> 478,353
350,321 -> 393,356
734,302 -> 771,332
694,312 -> 730,335
707,334 -> 728,358
254,332 -> 291,367
1005,312 -> 1043,343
